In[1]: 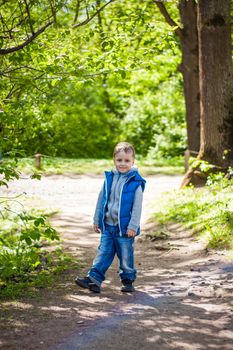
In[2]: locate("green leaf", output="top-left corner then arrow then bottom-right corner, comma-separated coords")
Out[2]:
120,70 -> 126,79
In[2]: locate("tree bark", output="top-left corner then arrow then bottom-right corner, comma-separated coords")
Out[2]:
178,0 -> 200,155
181,0 -> 233,187
154,0 -> 200,154
198,0 -> 233,167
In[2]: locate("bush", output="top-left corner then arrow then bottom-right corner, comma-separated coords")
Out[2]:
0,208 -> 59,282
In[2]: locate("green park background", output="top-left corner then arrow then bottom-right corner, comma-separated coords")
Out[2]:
0,0 -> 233,297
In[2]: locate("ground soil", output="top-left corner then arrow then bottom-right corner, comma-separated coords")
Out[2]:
0,174 -> 233,350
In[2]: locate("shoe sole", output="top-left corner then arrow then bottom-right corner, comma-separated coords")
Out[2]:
121,287 -> 135,293
75,279 -> 89,289
89,284 -> 101,293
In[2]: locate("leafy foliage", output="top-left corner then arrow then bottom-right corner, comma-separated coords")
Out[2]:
0,154 -> 59,285
0,0 -> 186,159
0,206 -> 60,282
154,172 -> 233,249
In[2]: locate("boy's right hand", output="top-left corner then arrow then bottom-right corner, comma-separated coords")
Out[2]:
93,224 -> 101,233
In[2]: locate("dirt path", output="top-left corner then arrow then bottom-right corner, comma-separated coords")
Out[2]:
1,174 -> 233,350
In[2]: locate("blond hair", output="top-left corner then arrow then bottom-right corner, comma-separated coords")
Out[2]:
113,142 -> 135,158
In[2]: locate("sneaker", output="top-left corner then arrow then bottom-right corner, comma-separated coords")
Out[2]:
89,283 -> 101,293
75,276 -> 92,289
121,279 -> 135,293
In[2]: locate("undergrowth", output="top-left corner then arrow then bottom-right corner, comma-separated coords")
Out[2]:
0,157 -> 79,299
154,173 -> 233,249
0,247 -> 78,299
0,205 -> 74,299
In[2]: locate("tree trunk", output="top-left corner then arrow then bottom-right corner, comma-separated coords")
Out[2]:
155,0 -> 200,154
181,0 -> 233,187
198,0 -> 233,167
178,0 -> 200,155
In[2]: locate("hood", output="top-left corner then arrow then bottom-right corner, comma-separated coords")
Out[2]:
112,165 -> 138,176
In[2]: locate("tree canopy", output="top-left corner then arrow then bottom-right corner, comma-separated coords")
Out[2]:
1,0 -> 233,170
0,0 -> 185,159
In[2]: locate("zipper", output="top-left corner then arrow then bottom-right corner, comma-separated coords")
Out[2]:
109,173 -> 120,223
118,174 -> 134,236
102,172 -> 108,232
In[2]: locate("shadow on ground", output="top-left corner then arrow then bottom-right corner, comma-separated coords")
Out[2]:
1,175 -> 233,350
1,217 -> 233,350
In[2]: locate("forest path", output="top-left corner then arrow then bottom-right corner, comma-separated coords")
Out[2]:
1,174 -> 233,350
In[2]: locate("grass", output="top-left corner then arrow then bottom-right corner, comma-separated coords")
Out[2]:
13,156 -> 185,176
152,175 -> 233,249
0,247 -> 80,299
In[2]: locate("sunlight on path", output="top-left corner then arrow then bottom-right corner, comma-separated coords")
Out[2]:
2,174 -> 182,251
2,174 -> 182,227
141,175 -> 182,224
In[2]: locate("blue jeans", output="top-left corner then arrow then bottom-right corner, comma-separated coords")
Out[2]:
88,224 -> 136,286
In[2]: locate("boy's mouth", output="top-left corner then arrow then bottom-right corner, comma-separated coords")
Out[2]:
118,167 -> 128,171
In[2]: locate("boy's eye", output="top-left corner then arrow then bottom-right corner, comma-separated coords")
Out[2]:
116,158 -> 131,162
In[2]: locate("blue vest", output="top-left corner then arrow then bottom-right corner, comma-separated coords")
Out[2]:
98,170 -> 146,236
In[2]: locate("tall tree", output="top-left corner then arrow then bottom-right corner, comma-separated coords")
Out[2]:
197,0 -> 233,167
178,0 -> 200,155
182,0 -> 233,186
154,0 -> 200,154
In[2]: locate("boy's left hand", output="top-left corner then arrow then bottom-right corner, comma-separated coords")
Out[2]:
127,229 -> 136,237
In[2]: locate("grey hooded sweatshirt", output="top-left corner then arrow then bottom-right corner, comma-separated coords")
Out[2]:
93,168 -> 143,232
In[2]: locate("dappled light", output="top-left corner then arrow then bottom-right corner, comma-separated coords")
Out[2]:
1,175 -> 233,349
1,0 -> 233,349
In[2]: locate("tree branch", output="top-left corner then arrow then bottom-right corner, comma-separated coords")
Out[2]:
4,84 -> 22,100
49,0 -> 57,25
23,0 -> 34,34
96,0 -> 105,42
0,65 -> 45,76
73,0 -> 81,24
73,0 -> 116,28
153,0 -> 183,37
0,20 -> 54,55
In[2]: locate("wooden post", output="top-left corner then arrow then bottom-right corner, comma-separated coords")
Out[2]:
184,149 -> 190,172
35,153 -> 42,169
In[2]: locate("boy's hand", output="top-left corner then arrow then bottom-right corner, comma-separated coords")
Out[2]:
93,224 -> 101,233
127,229 -> 136,237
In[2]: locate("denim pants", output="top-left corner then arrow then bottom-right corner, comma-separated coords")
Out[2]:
88,224 -> 136,286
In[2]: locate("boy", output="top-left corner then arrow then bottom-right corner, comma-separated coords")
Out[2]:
75,142 -> 146,293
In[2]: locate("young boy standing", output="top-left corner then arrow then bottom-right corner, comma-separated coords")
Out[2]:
75,142 -> 146,293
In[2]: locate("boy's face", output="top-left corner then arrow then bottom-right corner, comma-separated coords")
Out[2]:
114,151 -> 134,173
